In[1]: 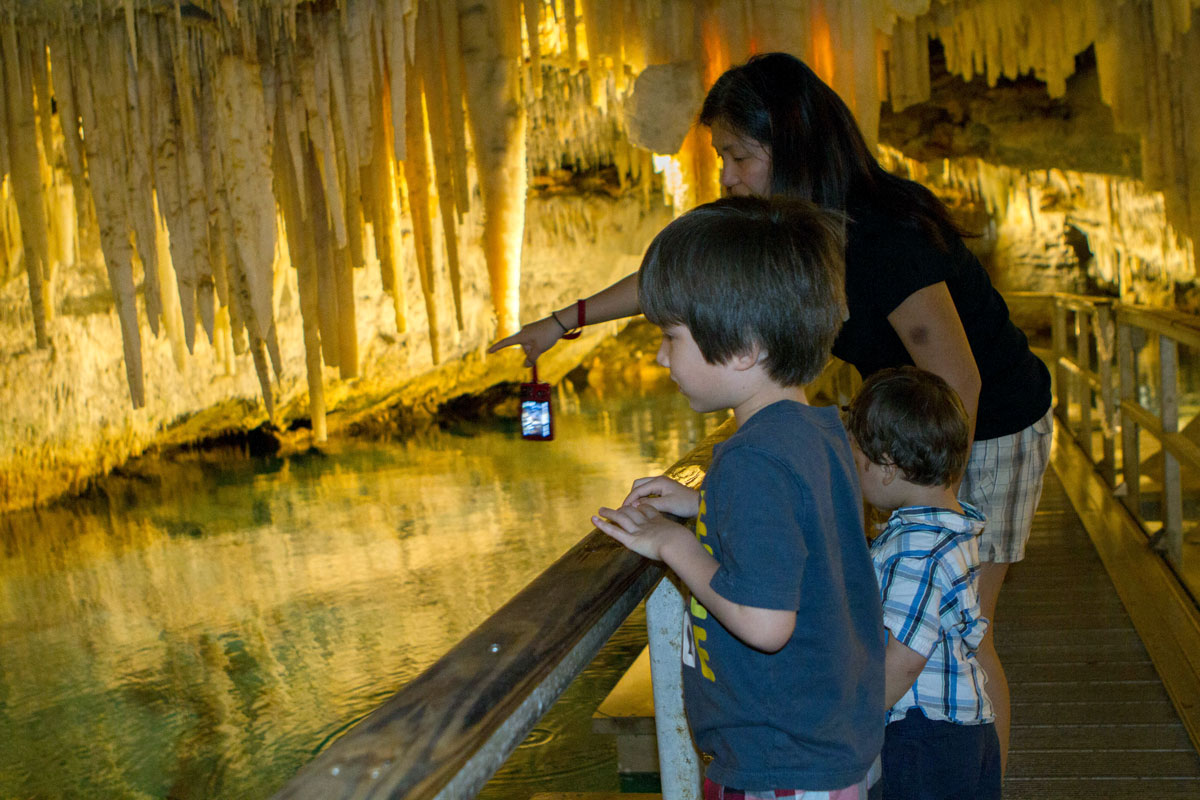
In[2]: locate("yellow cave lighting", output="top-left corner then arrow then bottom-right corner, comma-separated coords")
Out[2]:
0,0 -> 1197,426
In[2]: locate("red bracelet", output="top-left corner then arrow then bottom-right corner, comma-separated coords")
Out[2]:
560,299 -> 585,340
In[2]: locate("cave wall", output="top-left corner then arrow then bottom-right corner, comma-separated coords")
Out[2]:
0,186 -> 669,512
3,0 -> 1200,512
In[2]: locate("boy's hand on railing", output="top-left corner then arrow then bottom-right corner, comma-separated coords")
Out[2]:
593,503 -> 694,562
622,476 -> 700,518
487,316 -> 564,366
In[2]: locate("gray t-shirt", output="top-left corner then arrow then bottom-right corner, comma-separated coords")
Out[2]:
682,400 -> 885,791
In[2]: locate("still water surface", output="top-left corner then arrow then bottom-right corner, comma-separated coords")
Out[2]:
0,377 -> 723,799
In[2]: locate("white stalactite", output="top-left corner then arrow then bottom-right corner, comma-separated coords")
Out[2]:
1,0 -> 1199,423
213,55 -> 277,339
2,23 -> 52,349
459,0 -> 526,338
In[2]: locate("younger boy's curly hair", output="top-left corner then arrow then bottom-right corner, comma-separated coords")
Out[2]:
844,366 -> 970,487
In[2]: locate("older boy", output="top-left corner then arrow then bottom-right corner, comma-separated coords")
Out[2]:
843,366 -> 1000,800
593,197 -> 885,798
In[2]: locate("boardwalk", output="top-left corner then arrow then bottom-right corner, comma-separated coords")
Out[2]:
1001,470 -> 1200,797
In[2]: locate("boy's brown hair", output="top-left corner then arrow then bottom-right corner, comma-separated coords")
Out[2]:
844,366 -> 970,487
637,196 -> 847,387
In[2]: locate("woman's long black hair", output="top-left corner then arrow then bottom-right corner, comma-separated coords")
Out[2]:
699,52 -> 969,248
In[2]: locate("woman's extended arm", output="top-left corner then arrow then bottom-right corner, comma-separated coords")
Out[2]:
487,272 -> 641,365
887,281 -> 981,444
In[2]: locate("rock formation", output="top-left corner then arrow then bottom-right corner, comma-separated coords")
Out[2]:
2,0 -> 1200,511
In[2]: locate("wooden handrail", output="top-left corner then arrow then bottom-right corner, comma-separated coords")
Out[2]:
274,538 -> 660,800
1011,290 -> 1200,561
1006,290 -> 1113,313
1118,305 -> 1200,350
1121,401 -> 1200,475
1056,356 -> 1102,391
271,418 -> 736,800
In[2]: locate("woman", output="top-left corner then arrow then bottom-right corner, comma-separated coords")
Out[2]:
491,52 -> 1052,773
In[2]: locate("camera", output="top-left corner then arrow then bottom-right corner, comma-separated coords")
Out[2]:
519,379 -> 553,440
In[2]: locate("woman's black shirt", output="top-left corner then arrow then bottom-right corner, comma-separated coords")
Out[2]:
832,206 -> 1051,441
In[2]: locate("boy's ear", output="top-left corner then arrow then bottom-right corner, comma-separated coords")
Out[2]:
730,344 -> 765,371
880,462 -> 899,485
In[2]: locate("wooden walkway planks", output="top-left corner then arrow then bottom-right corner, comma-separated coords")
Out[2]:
1000,467 -> 1200,798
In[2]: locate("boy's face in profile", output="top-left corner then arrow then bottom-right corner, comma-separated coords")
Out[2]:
656,324 -> 740,413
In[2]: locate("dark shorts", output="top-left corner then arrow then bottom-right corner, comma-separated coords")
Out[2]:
881,710 -> 1001,800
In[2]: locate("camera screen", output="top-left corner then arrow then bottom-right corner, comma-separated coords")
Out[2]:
521,400 -> 552,439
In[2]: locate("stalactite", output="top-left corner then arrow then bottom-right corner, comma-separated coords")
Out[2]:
304,138 -> 343,371
435,0 -> 470,218
275,109 -> 329,441
152,191 -> 187,372
47,39 -> 92,254
78,24 -> 146,408
326,23 -> 362,229
333,215 -> 360,379
402,42 -> 442,363
382,0 -> 412,163
3,0 -> 1200,429
459,0 -> 527,338
523,0 -> 543,98
147,32 -> 188,345
213,54 -> 279,362
364,56 -> 407,336
342,2 -> 376,181
128,24 -> 164,336
565,0 -> 580,69
887,15 -> 930,112
2,23 -> 51,350
417,0 -> 464,329
165,12 -> 203,352
192,43 -> 221,349
300,19 -> 348,251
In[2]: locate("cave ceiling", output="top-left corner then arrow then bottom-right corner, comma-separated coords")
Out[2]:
0,0 -> 1196,426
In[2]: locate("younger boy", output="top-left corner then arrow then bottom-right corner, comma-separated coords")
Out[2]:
593,197 -> 885,798
843,366 -> 1000,800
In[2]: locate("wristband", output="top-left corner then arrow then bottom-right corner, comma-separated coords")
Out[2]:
549,311 -> 569,334
560,299 -> 585,340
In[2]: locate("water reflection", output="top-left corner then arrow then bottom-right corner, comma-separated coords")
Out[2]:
0,376 -> 726,799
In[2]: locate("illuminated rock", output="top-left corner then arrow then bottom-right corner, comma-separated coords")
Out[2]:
624,61 -> 702,155
1,0 -> 1199,511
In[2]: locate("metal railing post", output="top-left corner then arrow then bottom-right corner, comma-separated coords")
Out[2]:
1159,336 -> 1184,567
646,576 -> 702,800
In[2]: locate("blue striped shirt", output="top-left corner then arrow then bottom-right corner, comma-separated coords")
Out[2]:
871,503 -> 994,726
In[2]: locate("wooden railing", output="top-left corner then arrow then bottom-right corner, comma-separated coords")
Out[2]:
1009,290 -> 1200,752
1008,291 -> 1200,579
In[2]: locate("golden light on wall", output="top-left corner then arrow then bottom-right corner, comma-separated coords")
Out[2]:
1,0 -> 1199,437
